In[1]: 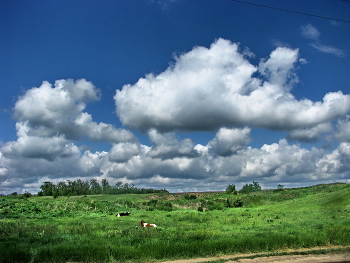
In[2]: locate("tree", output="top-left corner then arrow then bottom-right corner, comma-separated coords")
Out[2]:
40,182 -> 55,196
101,179 -> 111,194
240,181 -> 261,194
89,179 -> 102,195
226,184 -> 238,195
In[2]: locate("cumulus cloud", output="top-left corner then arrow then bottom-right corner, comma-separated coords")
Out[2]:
146,129 -> 198,159
208,127 -> 251,156
1,40 -> 350,195
334,116 -> 350,142
2,79 -> 135,162
115,38 -> 350,132
13,79 -> 134,143
108,142 -> 141,163
287,123 -> 333,143
1,129 -> 350,194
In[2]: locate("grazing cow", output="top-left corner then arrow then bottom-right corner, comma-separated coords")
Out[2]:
116,212 -> 131,217
140,220 -> 157,227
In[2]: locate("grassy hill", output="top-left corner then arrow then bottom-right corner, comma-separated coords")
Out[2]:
1,183 -> 349,262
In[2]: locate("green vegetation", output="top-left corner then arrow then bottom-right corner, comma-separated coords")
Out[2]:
38,179 -> 168,197
1,183 -> 350,262
240,181 -> 262,194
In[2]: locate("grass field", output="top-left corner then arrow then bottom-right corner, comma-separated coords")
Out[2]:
1,183 -> 350,262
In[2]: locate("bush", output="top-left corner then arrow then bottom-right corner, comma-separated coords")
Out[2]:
184,194 -> 197,200
226,198 -> 243,207
277,184 -> 284,191
22,192 -> 32,198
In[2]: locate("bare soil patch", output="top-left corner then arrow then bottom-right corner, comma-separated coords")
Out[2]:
160,247 -> 350,263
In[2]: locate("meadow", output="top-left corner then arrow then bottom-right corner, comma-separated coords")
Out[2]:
1,183 -> 350,262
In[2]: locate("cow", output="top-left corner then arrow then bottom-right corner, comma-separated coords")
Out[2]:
140,220 -> 157,227
116,212 -> 131,217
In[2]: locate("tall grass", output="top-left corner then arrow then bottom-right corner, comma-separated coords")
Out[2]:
0,183 -> 349,262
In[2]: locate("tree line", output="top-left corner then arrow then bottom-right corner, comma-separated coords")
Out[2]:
226,181 -> 262,195
38,179 -> 169,197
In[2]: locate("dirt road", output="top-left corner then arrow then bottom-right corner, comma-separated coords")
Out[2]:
160,247 -> 350,263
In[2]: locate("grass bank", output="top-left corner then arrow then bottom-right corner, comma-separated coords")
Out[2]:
1,183 -> 349,262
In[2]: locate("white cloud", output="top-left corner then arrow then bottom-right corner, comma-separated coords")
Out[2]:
14,79 -> 134,143
1,129 -> 350,194
208,127 -> 251,156
115,38 -> 350,133
287,123 -> 333,142
1,134 -> 73,161
309,43 -> 345,57
300,24 -> 345,57
300,24 -> 320,40
151,0 -> 179,9
108,142 -> 141,163
334,116 -> 350,142
146,129 -> 198,159
259,47 -> 299,88
1,40 -> 350,194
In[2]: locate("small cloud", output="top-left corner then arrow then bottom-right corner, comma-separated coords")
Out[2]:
299,58 -> 308,64
271,39 -> 292,49
309,43 -> 345,58
300,24 -> 320,40
151,0 -> 179,9
300,24 -> 345,57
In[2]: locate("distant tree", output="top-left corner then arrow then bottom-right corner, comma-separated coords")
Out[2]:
57,181 -> 68,196
240,181 -> 261,194
40,182 -> 55,196
75,179 -> 89,195
22,191 -> 32,198
38,179 -> 169,196
101,179 -> 111,194
277,184 -> 284,191
53,191 -> 59,199
89,179 -> 102,195
226,184 -> 238,195
10,192 -> 18,196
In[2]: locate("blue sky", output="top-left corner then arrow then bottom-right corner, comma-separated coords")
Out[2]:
1,0 -> 350,194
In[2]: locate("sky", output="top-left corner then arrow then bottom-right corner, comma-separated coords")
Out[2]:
1,0 -> 350,195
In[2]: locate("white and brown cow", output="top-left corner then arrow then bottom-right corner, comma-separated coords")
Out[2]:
140,220 -> 157,227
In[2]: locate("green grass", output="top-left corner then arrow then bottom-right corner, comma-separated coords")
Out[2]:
0,183 -> 350,262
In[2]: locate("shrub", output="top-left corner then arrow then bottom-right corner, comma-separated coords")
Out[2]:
226,198 -> 243,207
22,192 -> 32,198
184,194 -> 197,200
277,184 -> 284,191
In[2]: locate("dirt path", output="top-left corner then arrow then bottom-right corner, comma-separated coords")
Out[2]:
160,247 -> 350,263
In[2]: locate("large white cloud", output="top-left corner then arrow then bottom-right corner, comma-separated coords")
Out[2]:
115,38 -> 350,132
13,79 -> 134,143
